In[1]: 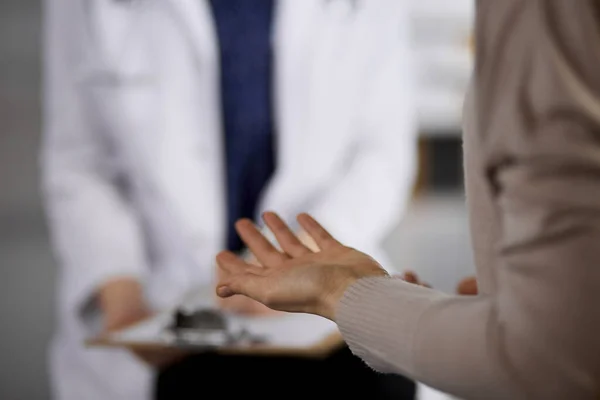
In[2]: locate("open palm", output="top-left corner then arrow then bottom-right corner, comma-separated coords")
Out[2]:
216,213 -> 387,321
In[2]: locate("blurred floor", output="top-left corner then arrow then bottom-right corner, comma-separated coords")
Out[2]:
0,2 -> 473,399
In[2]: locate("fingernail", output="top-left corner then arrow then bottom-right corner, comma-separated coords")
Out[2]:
217,250 -> 236,261
297,213 -> 312,224
263,211 -> 278,221
235,218 -> 254,228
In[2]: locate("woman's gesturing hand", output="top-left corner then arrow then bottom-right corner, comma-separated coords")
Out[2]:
215,212 -> 388,321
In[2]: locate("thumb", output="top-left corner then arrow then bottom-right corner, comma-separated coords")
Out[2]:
216,284 -> 236,298
216,274 -> 247,298
216,274 -> 259,300
216,251 -> 267,300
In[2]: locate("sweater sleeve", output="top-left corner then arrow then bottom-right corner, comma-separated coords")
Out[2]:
336,2 -> 600,399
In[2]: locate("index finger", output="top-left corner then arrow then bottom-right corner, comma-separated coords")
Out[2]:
262,212 -> 312,257
235,219 -> 288,267
296,213 -> 341,251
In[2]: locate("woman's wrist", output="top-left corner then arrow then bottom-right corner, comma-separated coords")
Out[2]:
318,274 -> 360,321
318,267 -> 390,321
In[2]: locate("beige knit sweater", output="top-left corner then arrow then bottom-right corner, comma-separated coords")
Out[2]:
337,2 -> 600,399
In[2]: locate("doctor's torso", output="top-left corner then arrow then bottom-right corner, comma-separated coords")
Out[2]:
77,0 -> 386,301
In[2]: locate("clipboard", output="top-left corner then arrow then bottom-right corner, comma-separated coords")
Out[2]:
87,287 -> 344,359
87,329 -> 344,359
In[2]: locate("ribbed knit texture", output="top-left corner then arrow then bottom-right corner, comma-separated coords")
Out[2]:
337,277 -> 444,376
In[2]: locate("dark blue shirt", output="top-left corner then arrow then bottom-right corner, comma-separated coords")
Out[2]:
209,0 -> 276,252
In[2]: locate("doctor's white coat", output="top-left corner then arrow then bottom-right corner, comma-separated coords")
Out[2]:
42,0 -> 417,398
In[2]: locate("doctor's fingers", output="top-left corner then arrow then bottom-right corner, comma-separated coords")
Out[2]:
262,212 -> 312,258
296,213 -> 341,251
235,219 -> 288,266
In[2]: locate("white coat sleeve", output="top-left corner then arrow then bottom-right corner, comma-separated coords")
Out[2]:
42,0 -> 147,325
309,2 -> 418,262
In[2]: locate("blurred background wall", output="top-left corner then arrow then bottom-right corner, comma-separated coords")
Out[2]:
0,0 -> 56,399
0,1 -> 474,398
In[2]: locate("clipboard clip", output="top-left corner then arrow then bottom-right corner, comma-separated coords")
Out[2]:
163,308 -> 267,348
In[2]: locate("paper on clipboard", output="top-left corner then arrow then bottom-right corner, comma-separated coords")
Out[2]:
88,285 -> 343,357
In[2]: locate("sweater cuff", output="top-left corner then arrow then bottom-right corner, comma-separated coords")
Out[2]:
336,276 -> 446,376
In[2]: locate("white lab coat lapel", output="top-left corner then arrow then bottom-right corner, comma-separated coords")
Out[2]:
307,0 -> 366,162
272,0 -> 322,171
264,0 -> 358,216
154,0 -> 225,256
164,0 -> 217,67
261,0 -> 326,216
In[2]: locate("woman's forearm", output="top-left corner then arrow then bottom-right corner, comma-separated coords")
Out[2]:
335,277 -> 521,399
